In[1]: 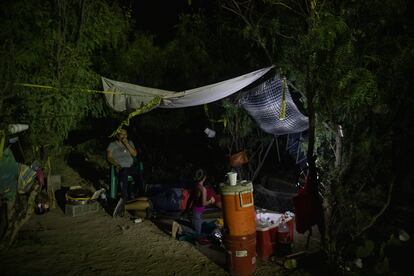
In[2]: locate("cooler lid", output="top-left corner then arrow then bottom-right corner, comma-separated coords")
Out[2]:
220,180 -> 253,194
256,224 -> 279,231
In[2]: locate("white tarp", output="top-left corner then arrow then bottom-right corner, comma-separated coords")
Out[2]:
102,66 -> 273,112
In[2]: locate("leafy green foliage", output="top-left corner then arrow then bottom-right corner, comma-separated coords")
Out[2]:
212,99 -> 272,179
0,0 -> 130,150
0,1 -> 411,273
356,240 -> 375,258
220,0 -> 412,273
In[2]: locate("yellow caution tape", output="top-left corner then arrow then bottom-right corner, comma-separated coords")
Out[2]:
203,104 -> 209,117
110,96 -> 162,137
15,82 -> 117,95
279,78 -> 287,120
12,82 -> 163,139
13,82 -> 159,98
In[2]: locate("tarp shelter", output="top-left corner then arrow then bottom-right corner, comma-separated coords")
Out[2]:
102,66 -> 308,136
102,67 -> 319,234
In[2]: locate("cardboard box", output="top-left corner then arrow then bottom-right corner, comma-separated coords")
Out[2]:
65,201 -> 100,217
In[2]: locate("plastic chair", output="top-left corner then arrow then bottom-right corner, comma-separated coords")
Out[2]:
109,157 -> 145,200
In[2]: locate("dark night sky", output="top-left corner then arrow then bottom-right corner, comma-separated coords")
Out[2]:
126,0 -> 210,42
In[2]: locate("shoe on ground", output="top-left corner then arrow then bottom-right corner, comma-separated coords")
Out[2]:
172,221 -> 182,239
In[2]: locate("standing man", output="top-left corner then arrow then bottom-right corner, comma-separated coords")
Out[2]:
107,128 -> 143,206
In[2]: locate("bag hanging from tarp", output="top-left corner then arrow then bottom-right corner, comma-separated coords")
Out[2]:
293,177 -> 324,234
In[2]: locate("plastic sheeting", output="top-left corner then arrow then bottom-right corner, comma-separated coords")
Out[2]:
102,66 -> 308,136
240,75 -> 308,136
102,66 -> 273,112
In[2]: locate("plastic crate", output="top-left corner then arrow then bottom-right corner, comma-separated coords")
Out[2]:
65,201 -> 100,217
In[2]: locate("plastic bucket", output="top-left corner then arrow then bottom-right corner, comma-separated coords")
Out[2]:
221,182 -> 256,236
224,233 -> 256,276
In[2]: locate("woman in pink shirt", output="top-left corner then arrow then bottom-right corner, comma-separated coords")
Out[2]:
192,169 -> 215,233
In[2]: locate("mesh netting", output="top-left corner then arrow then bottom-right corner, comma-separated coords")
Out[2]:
254,184 -> 295,212
240,75 -> 308,135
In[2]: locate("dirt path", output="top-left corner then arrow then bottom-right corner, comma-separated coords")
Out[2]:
1,204 -> 310,275
1,207 -> 230,275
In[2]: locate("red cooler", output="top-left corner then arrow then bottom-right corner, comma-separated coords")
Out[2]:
256,224 -> 278,260
255,211 -> 295,260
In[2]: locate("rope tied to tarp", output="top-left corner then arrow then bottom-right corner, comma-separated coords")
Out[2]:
109,96 -> 162,137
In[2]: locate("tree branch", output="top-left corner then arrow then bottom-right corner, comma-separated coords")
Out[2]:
351,178 -> 395,240
222,0 -> 274,63
271,1 -> 305,17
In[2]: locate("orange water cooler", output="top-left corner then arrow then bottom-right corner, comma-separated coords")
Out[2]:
221,181 -> 256,276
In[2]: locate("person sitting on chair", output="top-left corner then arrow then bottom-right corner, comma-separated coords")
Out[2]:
107,128 -> 143,202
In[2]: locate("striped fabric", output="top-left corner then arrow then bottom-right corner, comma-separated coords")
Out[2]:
18,164 -> 37,194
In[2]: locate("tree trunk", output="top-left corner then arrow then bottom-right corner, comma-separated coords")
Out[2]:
335,125 -> 342,167
305,0 -> 325,243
